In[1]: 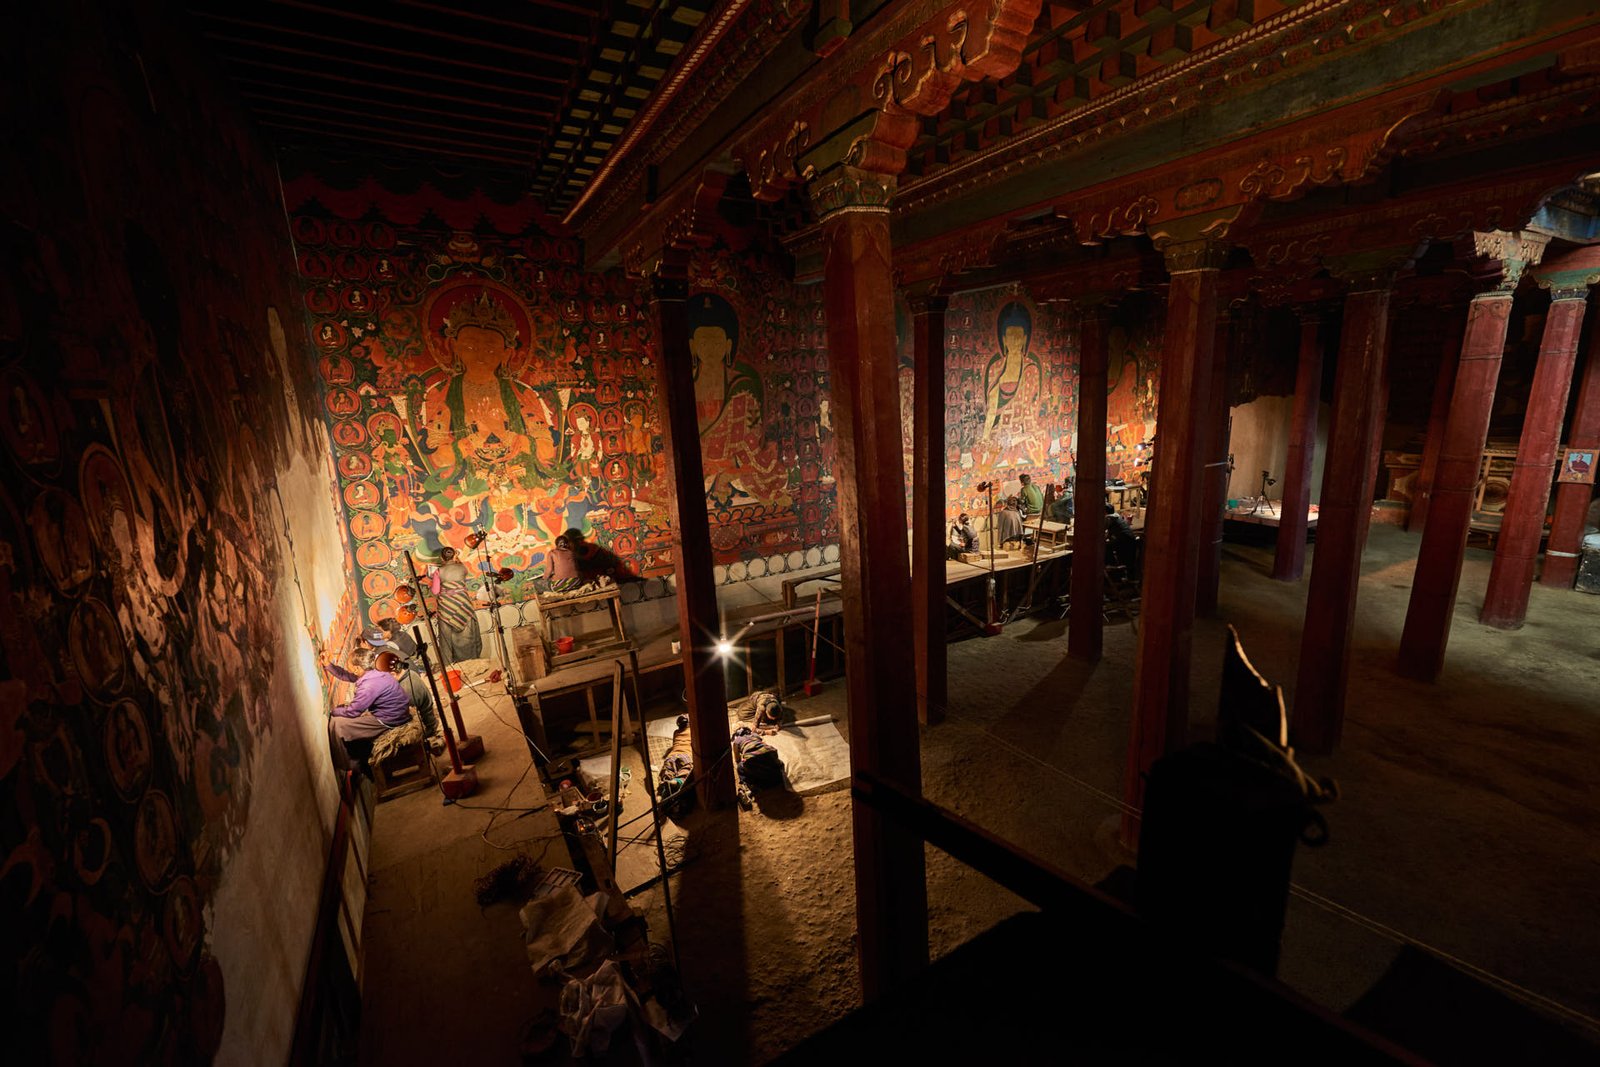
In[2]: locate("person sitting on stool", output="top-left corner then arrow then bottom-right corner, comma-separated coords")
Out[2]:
370,622 -> 445,754
1106,497 -> 1141,581
324,647 -> 413,774
1019,472 -> 1045,517
949,513 -> 979,557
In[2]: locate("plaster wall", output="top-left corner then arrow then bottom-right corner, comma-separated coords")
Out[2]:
1226,396 -> 1334,506
3,6 -> 354,1062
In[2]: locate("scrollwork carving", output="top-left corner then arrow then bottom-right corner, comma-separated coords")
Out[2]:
809,167 -> 897,220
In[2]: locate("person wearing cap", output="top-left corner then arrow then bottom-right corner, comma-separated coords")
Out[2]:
371,619 -> 444,753
323,647 -> 413,772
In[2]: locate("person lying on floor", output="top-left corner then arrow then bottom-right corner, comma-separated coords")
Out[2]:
323,647 -> 413,773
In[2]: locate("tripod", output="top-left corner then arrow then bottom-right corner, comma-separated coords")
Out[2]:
1249,469 -> 1277,515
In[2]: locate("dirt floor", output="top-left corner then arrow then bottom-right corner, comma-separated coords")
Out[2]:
356,524 -> 1600,1064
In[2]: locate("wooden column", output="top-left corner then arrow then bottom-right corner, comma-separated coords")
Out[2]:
1291,273 -> 1395,753
910,293 -> 948,724
649,264 -> 735,809
1543,294 -> 1600,588
1482,282 -> 1592,626
811,167 -> 929,999
1070,300 -> 1112,662
1407,307 -> 1467,534
1196,306 -> 1235,617
1399,230 -> 1547,682
1271,307 -> 1324,581
1125,235 -> 1227,838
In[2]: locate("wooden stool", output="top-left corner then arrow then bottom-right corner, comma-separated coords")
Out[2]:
370,716 -> 437,802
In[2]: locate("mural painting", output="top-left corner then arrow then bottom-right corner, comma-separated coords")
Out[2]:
4,16 -> 344,1060
287,175 -> 840,621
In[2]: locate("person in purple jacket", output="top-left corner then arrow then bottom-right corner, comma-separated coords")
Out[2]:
324,648 -> 413,772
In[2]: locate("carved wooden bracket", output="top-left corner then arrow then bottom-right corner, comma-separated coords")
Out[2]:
1532,244 -> 1600,295
736,0 -> 1042,201
619,170 -> 733,279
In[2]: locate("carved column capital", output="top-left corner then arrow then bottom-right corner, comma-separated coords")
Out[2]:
905,292 -> 948,316
1469,228 -> 1551,291
1547,286 -> 1592,303
809,166 -> 896,221
1159,237 -> 1230,274
1322,248 -> 1414,293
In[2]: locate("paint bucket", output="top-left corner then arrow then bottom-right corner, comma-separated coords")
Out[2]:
446,668 -> 463,692
555,636 -> 576,654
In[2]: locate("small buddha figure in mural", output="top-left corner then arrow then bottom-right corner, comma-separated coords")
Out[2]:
982,301 -> 1040,439
687,292 -> 785,509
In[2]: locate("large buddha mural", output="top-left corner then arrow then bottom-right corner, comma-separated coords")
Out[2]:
686,291 -> 787,510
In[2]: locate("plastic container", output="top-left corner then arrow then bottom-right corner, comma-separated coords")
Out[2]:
555,636 -> 576,654
445,668 -> 463,692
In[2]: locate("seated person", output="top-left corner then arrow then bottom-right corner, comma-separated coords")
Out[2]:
1018,472 -> 1045,517
1049,484 -> 1075,525
370,623 -> 445,754
1105,498 -> 1142,581
323,647 -> 414,773
949,513 -> 979,556
544,534 -> 584,593
992,498 -> 1027,547
562,527 -> 644,585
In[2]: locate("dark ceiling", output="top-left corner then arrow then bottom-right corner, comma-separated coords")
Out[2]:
188,0 -> 716,214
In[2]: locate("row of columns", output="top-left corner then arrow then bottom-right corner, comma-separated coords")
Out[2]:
646,183 -> 1596,998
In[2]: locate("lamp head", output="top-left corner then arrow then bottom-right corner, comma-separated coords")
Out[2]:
464,530 -> 488,549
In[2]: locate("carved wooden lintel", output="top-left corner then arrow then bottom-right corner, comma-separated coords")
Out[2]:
737,0 -> 1042,201
618,170 -> 732,279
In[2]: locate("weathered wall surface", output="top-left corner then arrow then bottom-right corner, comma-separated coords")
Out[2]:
2,5 -> 352,1062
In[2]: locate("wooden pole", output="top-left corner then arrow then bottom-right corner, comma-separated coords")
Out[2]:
813,165 -> 929,1001
648,260 -> 735,809
1271,308 -> 1324,581
1543,291 -> 1600,587
1125,234 -> 1227,844
1069,300 -> 1112,662
1291,278 -> 1395,754
910,293 -> 948,724
404,551 -> 483,762
1482,284 -> 1591,626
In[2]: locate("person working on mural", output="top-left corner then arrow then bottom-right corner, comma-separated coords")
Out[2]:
428,546 -> 483,664
543,532 -> 585,593
561,527 -> 644,585
323,648 -> 413,773
949,513 -> 979,557
1105,494 -> 1142,581
1018,473 -> 1045,517
369,622 -> 445,754
1049,477 -> 1075,524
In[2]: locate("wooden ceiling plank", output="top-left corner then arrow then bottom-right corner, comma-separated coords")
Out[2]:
388,0 -> 593,46
233,76 -> 548,130
241,92 -> 538,147
197,16 -> 574,87
265,0 -> 579,66
258,119 -> 535,168
226,56 -> 563,113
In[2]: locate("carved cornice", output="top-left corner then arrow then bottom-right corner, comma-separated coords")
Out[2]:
736,0 -> 1042,201
1057,91 -> 1434,245
896,0 -> 1468,217
809,167 -> 896,221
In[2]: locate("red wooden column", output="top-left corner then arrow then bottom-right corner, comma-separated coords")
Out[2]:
910,293 -> 949,724
1271,307 -> 1325,581
811,166 -> 929,998
1407,306 -> 1468,534
1196,305 -> 1236,617
1070,299 -> 1113,662
1544,291 -> 1600,588
649,262 -> 735,808
1483,268 -> 1597,624
1399,230 -> 1548,682
1125,235 -> 1226,838
1291,270 -> 1396,753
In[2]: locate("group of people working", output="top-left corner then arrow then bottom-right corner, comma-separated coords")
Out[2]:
948,471 -> 1142,580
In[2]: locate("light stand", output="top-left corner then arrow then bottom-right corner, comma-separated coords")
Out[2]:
410,624 -> 478,798
404,550 -> 485,762
467,530 -> 552,785
978,479 -> 1002,635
